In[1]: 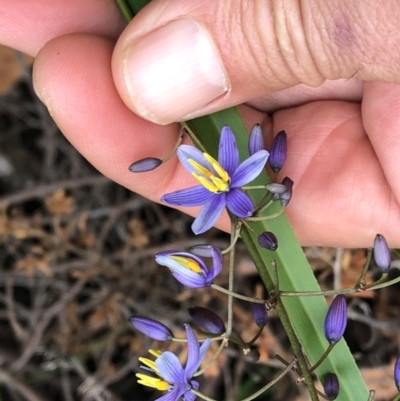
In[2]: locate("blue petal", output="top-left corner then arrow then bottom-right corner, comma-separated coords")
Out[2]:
177,145 -> 211,174
162,186 -> 213,207
206,247 -> 223,282
156,387 -> 185,401
156,351 -> 185,385
218,126 -> 239,176
184,325 -> 200,380
191,195 -> 226,235
231,150 -> 269,188
184,389 -> 198,401
155,253 -> 208,288
226,189 -> 254,218
199,338 -> 211,365
248,124 -> 266,155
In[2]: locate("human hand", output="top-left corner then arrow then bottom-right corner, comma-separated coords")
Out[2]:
3,0 -> 400,247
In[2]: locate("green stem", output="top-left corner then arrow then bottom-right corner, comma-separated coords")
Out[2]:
210,284 -> 268,304
309,344 -> 335,373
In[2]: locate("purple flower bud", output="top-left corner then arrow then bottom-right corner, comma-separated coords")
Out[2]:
129,316 -> 173,341
258,231 -> 278,251
265,183 -> 288,194
188,306 -> 225,334
249,124 -> 266,155
251,303 -> 268,328
324,295 -> 347,345
373,234 -> 391,273
129,157 -> 162,173
269,130 -> 287,172
323,373 -> 339,399
394,353 -> 400,390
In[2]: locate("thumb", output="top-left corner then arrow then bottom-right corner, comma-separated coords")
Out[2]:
112,0 -> 400,125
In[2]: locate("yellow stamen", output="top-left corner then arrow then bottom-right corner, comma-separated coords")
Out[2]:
136,374 -> 169,391
210,176 -> 229,192
194,173 -> 219,192
187,153 -> 230,193
204,154 -> 229,182
188,159 -> 213,178
170,256 -> 202,273
149,349 -> 162,358
139,357 -> 158,372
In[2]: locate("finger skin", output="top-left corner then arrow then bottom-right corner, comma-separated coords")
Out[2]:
113,0 -> 400,121
34,33 -> 400,247
0,0 -> 125,56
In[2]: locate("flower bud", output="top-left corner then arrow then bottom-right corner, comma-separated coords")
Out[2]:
129,316 -> 173,341
258,231 -> 278,251
265,183 -> 287,194
373,234 -> 391,273
189,244 -> 215,258
323,373 -> 339,399
279,177 -> 293,206
251,303 -> 268,328
249,124 -> 266,155
269,130 -> 287,172
188,306 -> 225,335
324,295 -> 347,345
394,353 -> 400,391
129,157 -> 162,173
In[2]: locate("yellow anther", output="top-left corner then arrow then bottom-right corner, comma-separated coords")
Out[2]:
149,349 -> 162,358
188,159 -> 212,178
170,256 -> 202,273
210,176 -> 229,192
139,357 -> 158,372
203,154 -> 230,182
136,374 -> 169,391
193,173 -> 219,192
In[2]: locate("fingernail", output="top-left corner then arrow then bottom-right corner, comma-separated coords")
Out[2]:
123,19 -> 229,124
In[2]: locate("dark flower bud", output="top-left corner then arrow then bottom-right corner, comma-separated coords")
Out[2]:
258,231 -> 278,251
249,124 -> 266,155
188,306 -> 225,335
323,373 -> 339,399
394,353 -> 400,391
265,183 -> 287,194
252,303 -> 268,328
373,234 -> 391,273
269,130 -> 287,172
129,316 -> 173,341
129,157 -> 162,173
324,295 -> 347,345
279,177 -> 293,206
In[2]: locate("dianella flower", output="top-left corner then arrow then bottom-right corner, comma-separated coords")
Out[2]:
129,316 -> 174,341
323,373 -> 339,399
155,246 -> 222,288
137,324 -> 211,401
324,295 -> 347,345
162,125 -> 269,234
248,124 -> 265,155
373,234 -> 391,273
188,306 -> 225,335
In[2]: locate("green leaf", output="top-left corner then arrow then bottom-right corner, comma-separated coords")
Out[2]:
187,108 -> 369,401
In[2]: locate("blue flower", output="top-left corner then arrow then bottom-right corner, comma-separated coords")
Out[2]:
251,303 -> 268,328
373,234 -> 391,273
323,373 -> 339,399
155,246 -> 222,288
137,324 -> 211,401
162,126 -> 269,234
188,306 -> 225,335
